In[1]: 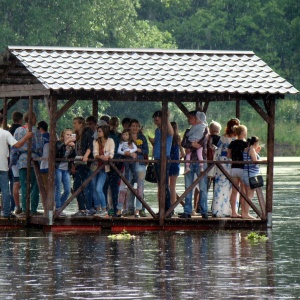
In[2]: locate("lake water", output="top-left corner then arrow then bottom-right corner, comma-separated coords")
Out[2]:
0,158 -> 299,299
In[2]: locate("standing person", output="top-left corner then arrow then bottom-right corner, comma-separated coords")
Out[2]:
72,117 -> 94,217
0,113 -> 33,218
227,125 -> 248,218
8,111 -> 23,214
212,118 -> 240,217
14,112 -> 43,216
55,128 -> 76,216
242,136 -> 261,219
206,121 -> 222,192
121,117 -> 131,130
169,122 -> 185,210
183,111 -> 207,174
181,111 -> 209,219
103,116 -> 121,216
86,115 -> 98,139
37,121 -> 50,191
93,125 -> 115,216
126,119 -> 149,217
149,110 -> 174,217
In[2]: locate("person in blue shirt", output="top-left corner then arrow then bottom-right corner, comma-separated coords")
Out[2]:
149,110 -> 174,217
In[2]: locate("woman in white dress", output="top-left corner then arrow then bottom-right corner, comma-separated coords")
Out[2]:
212,118 -> 240,217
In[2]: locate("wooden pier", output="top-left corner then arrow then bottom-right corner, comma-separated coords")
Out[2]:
0,46 -> 299,231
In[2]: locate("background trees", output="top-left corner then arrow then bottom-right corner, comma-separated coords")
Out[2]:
0,0 -> 299,154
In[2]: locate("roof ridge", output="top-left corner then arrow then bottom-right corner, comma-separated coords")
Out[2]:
7,46 -> 254,55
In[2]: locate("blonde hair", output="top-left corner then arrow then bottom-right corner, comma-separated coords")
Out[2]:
209,121 -> 222,135
233,125 -> 247,137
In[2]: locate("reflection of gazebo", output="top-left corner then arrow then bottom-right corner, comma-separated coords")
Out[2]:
0,46 -> 298,230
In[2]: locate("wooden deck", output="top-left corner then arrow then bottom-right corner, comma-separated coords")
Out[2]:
1,213 -> 268,232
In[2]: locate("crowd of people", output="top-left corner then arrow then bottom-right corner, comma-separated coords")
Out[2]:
0,109 -> 263,220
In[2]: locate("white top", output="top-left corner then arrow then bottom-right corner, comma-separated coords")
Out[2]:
186,123 -> 206,142
117,141 -> 137,155
0,128 -> 18,171
93,138 -> 115,172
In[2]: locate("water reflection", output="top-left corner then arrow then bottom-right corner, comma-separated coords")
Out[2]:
0,229 -> 277,299
0,159 -> 299,299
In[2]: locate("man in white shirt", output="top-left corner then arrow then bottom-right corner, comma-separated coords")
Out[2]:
0,113 -> 33,219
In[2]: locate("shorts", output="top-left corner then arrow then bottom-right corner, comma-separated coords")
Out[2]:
231,168 -> 243,180
12,165 -> 20,181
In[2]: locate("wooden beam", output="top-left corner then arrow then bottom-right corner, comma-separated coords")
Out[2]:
46,94 -> 57,224
246,97 -> 270,124
92,99 -> 98,119
174,99 -> 190,117
32,161 -> 47,209
0,84 -> 49,97
159,99 -> 168,225
0,59 -> 17,81
25,96 -> 33,219
0,98 -> 20,114
56,98 -> 77,120
3,98 -> 8,129
236,100 -> 240,120
265,97 -> 275,226
202,99 -> 209,113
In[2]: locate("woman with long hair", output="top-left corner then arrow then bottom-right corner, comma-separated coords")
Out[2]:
227,125 -> 248,218
242,136 -> 261,219
212,118 -> 240,217
55,128 -> 76,216
93,125 -> 115,216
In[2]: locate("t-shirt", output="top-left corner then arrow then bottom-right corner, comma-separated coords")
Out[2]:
0,128 -> 18,171
228,139 -> 248,169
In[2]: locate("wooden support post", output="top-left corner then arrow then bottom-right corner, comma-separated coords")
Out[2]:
3,97 -> 8,129
236,100 -> 240,120
92,99 -> 98,119
266,97 -> 275,227
32,161 -> 47,209
25,96 -> 33,219
46,95 -> 57,225
159,99 -> 168,226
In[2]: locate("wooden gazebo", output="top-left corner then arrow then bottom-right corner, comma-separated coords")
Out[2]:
0,46 -> 298,231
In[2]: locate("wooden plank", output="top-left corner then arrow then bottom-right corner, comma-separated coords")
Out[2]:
246,97 -> 270,124
0,98 -> 20,114
174,99 -> 190,117
25,96 -> 33,219
0,84 -> 49,97
256,187 -> 266,219
0,59 -> 17,81
2,98 -> 8,129
159,99 -> 168,225
92,99 -> 98,119
46,95 -> 57,224
108,162 -> 156,218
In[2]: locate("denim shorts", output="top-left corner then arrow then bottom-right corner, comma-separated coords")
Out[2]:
12,165 -> 20,181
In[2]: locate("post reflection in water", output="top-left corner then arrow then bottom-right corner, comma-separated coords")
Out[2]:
0,229 -> 276,299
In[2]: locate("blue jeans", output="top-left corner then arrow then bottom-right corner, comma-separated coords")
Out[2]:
55,169 -> 71,209
154,160 -> 171,212
184,163 -> 208,215
0,171 -> 11,216
95,169 -> 107,209
73,165 -> 92,211
127,163 -> 146,211
103,168 -> 120,213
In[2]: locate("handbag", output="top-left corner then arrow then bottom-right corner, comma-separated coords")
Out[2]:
247,149 -> 263,189
145,162 -> 157,183
249,175 -> 264,189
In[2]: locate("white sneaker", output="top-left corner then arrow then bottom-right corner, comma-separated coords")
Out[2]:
133,183 -> 138,189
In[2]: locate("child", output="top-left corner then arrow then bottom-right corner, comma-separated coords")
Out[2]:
207,121 -> 222,189
117,129 -> 138,188
184,111 -> 207,174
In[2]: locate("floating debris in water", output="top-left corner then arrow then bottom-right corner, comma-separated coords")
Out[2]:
245,232 -> 268,243
108,230 -> 135,240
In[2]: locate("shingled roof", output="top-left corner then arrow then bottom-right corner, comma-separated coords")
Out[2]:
0,46 -> 298,98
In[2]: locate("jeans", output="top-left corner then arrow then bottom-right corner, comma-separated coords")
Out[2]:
95,169 -> 107,209
0,171 -> 11,216
154,160 -> 171,212
127,163 -> 146,211
55,169 -> 71,209
73,165 -> 92,211
103,168 -> 120,213
19,168 -> 39,213
184,163 -> 208,215
124,161 -> 137,184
